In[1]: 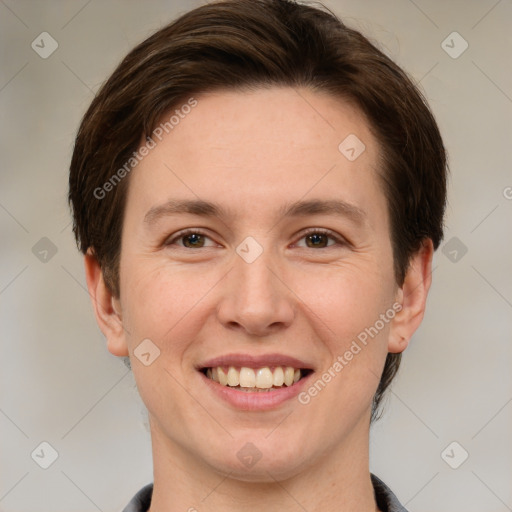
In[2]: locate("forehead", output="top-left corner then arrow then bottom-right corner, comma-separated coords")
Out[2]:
126,87 -> 386,228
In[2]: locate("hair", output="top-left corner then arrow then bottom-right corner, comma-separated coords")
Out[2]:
68,0 -> 447,421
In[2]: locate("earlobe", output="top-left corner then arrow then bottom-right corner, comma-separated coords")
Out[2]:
84,250 -> 129,357
388,239 -> 434,354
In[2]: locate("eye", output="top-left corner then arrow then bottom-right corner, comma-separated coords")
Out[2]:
295,229 -> 344,249
165,229 -> 217,248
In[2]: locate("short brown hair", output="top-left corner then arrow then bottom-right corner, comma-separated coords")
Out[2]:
69,0 -> 447,420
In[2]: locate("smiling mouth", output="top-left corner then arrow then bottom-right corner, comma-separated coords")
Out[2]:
201,366 -> 313,392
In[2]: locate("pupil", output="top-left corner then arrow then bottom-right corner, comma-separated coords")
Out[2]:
307,233 -> 327,248
184,233 -> 203,247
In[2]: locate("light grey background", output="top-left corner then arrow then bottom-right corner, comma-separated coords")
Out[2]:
1,1 -> 511,511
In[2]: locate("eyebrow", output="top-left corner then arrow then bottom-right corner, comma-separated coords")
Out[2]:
144,198 -> 367,226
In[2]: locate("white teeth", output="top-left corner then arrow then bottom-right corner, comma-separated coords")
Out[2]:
284,366 -> 295,386
256,367 -> 273,388
272,366 -> 284,386
205,365 -> 305,390
217,367 -> 228,386
239,367 -> 256,387
227,366 -> 239,386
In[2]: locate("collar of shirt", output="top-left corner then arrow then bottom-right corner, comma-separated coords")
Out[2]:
122,474 -> 408,512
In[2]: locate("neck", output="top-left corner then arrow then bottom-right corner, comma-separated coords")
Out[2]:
148,415 -> 378,512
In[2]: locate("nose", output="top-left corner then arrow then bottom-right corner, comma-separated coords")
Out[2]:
216,248 -> 295,337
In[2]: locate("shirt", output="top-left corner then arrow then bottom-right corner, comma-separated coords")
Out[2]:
122,474 -> 408,511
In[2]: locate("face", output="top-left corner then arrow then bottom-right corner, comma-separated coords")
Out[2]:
105,87 -> 406,480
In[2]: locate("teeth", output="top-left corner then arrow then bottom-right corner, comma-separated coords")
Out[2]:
217,367 -> 228,386
227,366 -> 240,387
273,366 -> 284,386
284,366 -> 295,386
205,365 -> 305,390
239,367 -> 256,387
256,367 -> 273,388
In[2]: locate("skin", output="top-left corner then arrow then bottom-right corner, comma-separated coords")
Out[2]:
85,87 -> 433,512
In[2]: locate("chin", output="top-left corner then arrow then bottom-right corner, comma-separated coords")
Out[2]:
201,434 -> 315,483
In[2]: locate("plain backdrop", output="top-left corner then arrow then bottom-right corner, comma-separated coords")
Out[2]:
1,1 -> 511,511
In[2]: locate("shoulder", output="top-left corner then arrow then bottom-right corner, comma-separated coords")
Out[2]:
122,483 -> 153,512
371,474 -> 409,512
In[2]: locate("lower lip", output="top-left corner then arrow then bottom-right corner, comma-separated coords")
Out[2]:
199,371 -> 313,411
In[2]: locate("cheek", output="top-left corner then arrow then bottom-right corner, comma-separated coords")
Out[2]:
298,273 -> 393,406
119,258 -> 225,358
294,260 -> 395,347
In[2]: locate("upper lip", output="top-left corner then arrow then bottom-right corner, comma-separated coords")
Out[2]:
198,353 -> 314,370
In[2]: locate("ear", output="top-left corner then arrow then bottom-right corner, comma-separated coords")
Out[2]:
388,239 -> 434,354
84,250 -> 129,357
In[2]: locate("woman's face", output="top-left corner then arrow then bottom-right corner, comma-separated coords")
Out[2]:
113,87 -> 401,480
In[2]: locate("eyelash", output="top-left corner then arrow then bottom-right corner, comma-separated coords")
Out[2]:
165,228 -> 346,249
